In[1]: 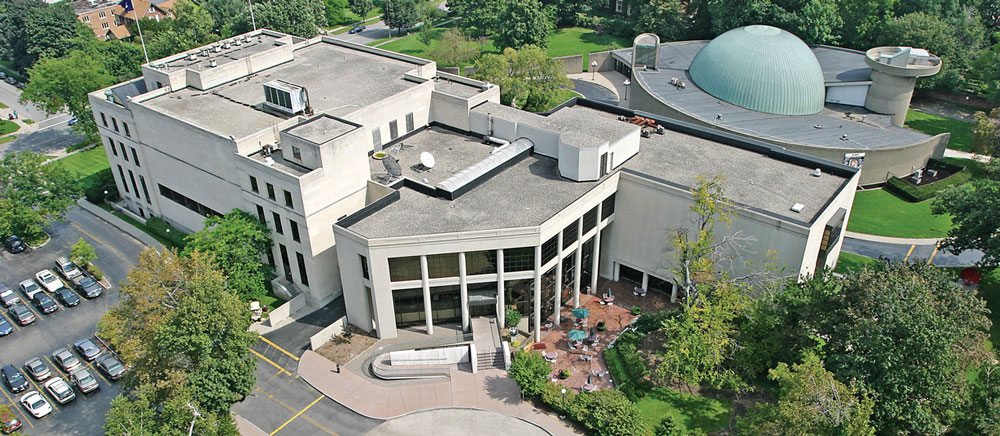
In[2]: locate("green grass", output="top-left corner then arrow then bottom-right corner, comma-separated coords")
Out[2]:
905,109 -> 974,152
846,189 -> 953,238
0,119 -> 19,136
53,145 -> 109,181
0,136 -> 14,145
635,387 -> 732,434
833,252 -> 877,274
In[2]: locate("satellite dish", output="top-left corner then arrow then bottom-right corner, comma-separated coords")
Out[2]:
382,157 -> 402,178
420,152 -> 436,169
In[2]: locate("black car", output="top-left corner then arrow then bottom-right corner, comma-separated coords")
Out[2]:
95,356 -> 127,381
73,274 -> 103,299
0,317 -> 11,337
55,287 -> 80,307
2,236 -> 25,254
0,365 -> 27,393
7,305 -> 34,326
32,294 -> 57,314
348,25 -> 366,34
0,282 -> 17,307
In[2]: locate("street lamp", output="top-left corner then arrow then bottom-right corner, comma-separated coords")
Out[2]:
590,61 -> 598,80
623,79 -> 631,102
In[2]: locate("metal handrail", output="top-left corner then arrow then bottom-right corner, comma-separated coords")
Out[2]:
364,333 -> 475,380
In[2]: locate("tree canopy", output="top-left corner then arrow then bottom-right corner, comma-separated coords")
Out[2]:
0,152 -> 80,241
471,45 -> 570,112
182,209 -> 273,302
932,158 -> 1000,268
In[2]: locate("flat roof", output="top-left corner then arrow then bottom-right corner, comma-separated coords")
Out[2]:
286,115 -> 358,144
369,126 -> 497,186
141,40 -> 422,138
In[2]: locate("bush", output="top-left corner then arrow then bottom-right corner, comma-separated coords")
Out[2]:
508,351 -> 551,397
885,159 -> 972,202
145,216 -> 187,248
504,308 -> 522,329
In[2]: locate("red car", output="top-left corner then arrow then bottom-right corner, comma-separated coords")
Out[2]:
0,404 -> 22,433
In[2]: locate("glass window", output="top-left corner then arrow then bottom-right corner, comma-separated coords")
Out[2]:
426,253 -> 459,279
249,176 -> 259,193
272,212 -> 283,234
466,250 -> 497,276
601,193 -> 616,220
582,206 -> 598,233
389,256 -> 421,282
541,236 -> 558,265
284,190 -> 293,208
503,247 -> 535,272
563,221 -> 578,249
296,252 -> 309,286
266,183 -> 275,200
290,220 -> 300,242
360,255 -> 369,280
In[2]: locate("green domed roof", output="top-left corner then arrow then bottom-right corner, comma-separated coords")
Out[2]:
689,25 -> 825,116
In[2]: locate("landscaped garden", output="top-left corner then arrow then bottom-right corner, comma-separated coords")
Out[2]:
905,109 -> 974,152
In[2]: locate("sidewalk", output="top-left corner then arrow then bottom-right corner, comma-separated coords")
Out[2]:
298,351 -> 581,436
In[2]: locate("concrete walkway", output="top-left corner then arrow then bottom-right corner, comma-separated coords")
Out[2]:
298,351 -> 580,436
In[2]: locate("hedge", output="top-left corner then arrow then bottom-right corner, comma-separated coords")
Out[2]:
885,158 -> 971,202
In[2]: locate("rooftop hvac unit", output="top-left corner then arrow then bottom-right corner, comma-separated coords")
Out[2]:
263,80 -> 310,115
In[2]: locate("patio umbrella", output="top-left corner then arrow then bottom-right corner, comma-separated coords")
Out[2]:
571,307 -> 590,319
568,329 -> 587,341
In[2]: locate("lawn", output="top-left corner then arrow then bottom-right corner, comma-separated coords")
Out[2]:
847,189 -> 953,238
53,145 -> 109,180
635,387 -> 732,434
905,109 -> 974,152
833,252 -> 877,274
0,119 -> 18,136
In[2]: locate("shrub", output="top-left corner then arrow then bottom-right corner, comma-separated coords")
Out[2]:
885,159 -> 972,202
505,308 -> 522,329
508,351 -> 551,397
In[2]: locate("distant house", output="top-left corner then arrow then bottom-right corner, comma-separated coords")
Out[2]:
71,0 -> 178,41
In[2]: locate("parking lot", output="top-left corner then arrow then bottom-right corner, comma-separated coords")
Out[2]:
0,206 -> 146,435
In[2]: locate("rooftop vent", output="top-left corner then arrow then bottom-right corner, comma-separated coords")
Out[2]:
263,80 -> 311,115
812,168 -> 822,177
791,203 -> 805,213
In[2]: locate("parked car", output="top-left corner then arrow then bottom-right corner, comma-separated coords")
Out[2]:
69,368 -> 98,394
34,270 -> 62,293
3,236 -> 25,254
54,257 -> 83,280
96,356 -> 126,381
55,287 -> 80,307
0,283 -> 18,307
23,358 -> 50,382
8,305 -> 34,326
1,365 -> 27,393
52,348 -> 81,373
0,317 -> 11,337
18,280 -> 41,300
18,391 -> 51,418
73,338 -> 102,361
32,293 -> 57,314
349,25 -> 366,34
43,377 -> 75,404
0,404 -> 22,433
72,273 -> 103,299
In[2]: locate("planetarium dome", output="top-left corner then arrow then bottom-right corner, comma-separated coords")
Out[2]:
688,25 -> 826,116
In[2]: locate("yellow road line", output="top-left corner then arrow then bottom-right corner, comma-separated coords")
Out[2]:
250,349 -> 291,376
253,388 -> 337,436
0,384 -> 33,428
21,369 -> 60,414
903,244 -> 916,262
259,336 -> 300,361
927,245 -> 940,264
270,395 -> 324,435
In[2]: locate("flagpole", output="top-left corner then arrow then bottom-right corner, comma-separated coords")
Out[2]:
132,6 -> 149,64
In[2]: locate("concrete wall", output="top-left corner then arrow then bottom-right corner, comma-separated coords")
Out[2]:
389,345 -> 471,365
553,55 -> 584,74
309,316 -> 348,350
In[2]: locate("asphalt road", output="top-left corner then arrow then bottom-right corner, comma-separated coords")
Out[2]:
570,79 -> 619,106
0,205 -> 147,435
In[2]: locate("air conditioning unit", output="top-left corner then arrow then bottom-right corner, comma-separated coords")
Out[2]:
263,80 -> 308,115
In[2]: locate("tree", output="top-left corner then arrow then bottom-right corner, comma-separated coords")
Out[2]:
791,263 -> 991,434
20,50 -> 115,138
249,0 -> 327,38
471,45 -> 571,112
508,351 -> 551,397
636,0 -> 687,41
383,0 -> 418,35
970,108 -> 1000,157
492,0 -> 553,50
349,0 -> 376,22
98,249 -> 258,414
932,158 -> 1000,268
426,28 -> 481,66
0,152 -> 80,242
0,0 -> 84,73
71,237 -> 98,269
182,209 -> 273,302
736,353 -> 876,436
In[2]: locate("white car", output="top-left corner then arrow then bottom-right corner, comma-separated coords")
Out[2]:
19,391 -> 52,418
34,270 -> 62,293
43,377 -> 76,404
19,280 -> 42,300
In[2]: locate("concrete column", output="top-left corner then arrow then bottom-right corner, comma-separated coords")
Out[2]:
459,252 -> 469,331
533,244 -> 542,342
554,232 -> 563,325
496,249 -> 505,328
420,255 -> 433,335
591,203 -> 602,295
